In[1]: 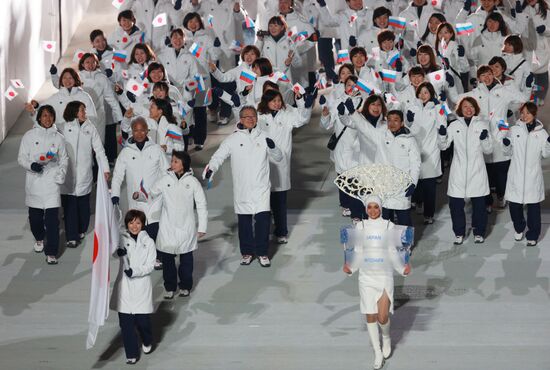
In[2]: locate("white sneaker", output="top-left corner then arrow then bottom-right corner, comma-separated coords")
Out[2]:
276,236 -> 288,244
164,290 -> 175,299
207,110 -> 218,122
373,349 -> 384,369
474,235 -> 484,244
142,344 -> 152,354
179,289 -> 190,297
527,240 -> 538,247
454,235 -> 464,245
514,232 -> 524,241
498,199 -> 507,208
341,208 -> 351,217
79,232 -> 86,240
66,240 -> 78,248
218,117 -> 229,125
240,255 -> 253,265
258,256 -> 271,267
34,241 -> 44,253
126,358 -> 137,365
423,217 -> 434,225
382,335 -> 391,359
194,144 -> 204,151
46,256 -> 58,265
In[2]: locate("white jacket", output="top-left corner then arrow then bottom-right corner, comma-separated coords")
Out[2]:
257,102 -> 311,192
407,100 -> 446,179
399,1 -> 438,41
157,47 -> 199,90
517,4 -> 550,74
211,62 -> 253,94
121,0 -> 180,52
110,230 -> 156,314
470,31 -> 507,67
438,116 -> 493,198
40,87 -> 97,127
207,125 -> 283,214
150,170 -> 208,254
111,139 -> 169,224
340,111 -> 386,166
79,70 -> 123,142
502,120 -> 550,204
344,113 -> 420,210
18,123 -> 68,209
57,119 -> 109,196
107,26 -> 144,64
461,82 -> 527,163
502,53 -> 532,95
256,34 -> 302,82
318,6 -> 372,50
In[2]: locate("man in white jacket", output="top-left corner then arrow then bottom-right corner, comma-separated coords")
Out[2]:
203,106 -> 283,267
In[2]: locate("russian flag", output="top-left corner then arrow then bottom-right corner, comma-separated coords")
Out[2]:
387,51 -> 401,68
46,150 -> 56,159
497,120 -> 509,131
355,78 -> 374,94
203,88 -> 213,105
295,30 -> 309,42
207,14 -> 214,29
439,103 -> 451,117
337,49 -> 350,64
139,32 -> 146,43
112,50 -> 127,63
381,69 -> 397,83
140,179 -> 148,199
194,74 -> 206,93
178,101 -> 189,119
245,16 -> 255,29
278,73 -> 290,83
456,23 -> 474,36
166,128 -> 183,140
239,69 -> 256,84
388,16 -> 406,30
314,75 -> 327,90
189,42 -> 203,58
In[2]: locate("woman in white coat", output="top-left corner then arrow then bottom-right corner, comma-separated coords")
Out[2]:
111,117 -> 169,269
17,105 -> 68,265
203,106 -> 283,267
406,82 -> 446,224
150,151 -> 207,299
470,12 -> 509,68
107,10 -> 144,65
435,22 -> 469,92
340,104 -> 420,226
110,209 -> 156,365
343,195 -> 410,370
438,96 -> 493,245
58,101 -> 110,248
501,35 -> 532,96
157,28 -> 199,92
257,89 -> 313,244
501,102 -> 550,246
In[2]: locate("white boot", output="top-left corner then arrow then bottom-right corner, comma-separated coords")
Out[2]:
366,322 -> 384,369
379,320 -> 391,359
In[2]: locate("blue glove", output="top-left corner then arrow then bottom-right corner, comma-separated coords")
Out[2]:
410,48 -> 417,57
439,90 -> 447,101
205,169 -> 213,179
503,137 -> 511,146
349,35 -> 357,47
49,64 -> 57,75
407,110 -> 415,122
446,72 -> 455,87
515,0 -> 523,13
464,0 -> 472,12
231,93 -> 241,107
174,0 -> 183,10
526,73 -> 534,88
213,37 -> 221,47
479,129 -> 488,140
344,98 -> 355,114
317,0 -> 327,6
187,99 -> 195,108
212,87 -> 224,98
511,8 -> 516,18
126,91 -> 136,103
537,25 -> 546,34
266,138 -> 276,149
395,59 -> 403,72
507,109 -> 513,118
442,57 -> 450,68
337,102 -> 346,115
470,77 -> 478,88
31,162 -> 43,173
439,125 -> 447,135
111,196 -> 120,205
405,184 -> 415,197
124,268 -> 133,277
457,45 -> 465,57
116,248 -> 127,257
164,36 -> 171,46
105,68 -> 113,78
304,93 -> 315,108
547,136 -> 550,143
319,95 -> 327,105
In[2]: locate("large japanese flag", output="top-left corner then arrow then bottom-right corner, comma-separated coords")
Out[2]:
86,161 -> 120,349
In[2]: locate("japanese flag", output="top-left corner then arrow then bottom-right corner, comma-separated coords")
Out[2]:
10,79 -> 25,89
42,40 -> 56,53
125,79 -> 145,97
73,49 -> 86,63
431,0 -> 443,10
292,83 -> 306,95
112,0 -> 125,9
152,13 -> 167,28
428,70 -> 445,85
4,86 -> 18,101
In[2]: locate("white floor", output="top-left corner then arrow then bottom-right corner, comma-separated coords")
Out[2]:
1,2 -> 550,369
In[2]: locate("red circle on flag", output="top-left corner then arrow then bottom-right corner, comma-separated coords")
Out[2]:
47,44 -> 52,49
40,155 -> 46,161
132,85 -> 138,91
157,17 -> 162,22
9,92 -> 14,97
118,0 -> 123,3
375,72 -> 380,78
432,0 -> 437,5
122,37 -> 128,43
78,52 -> 83,58
435,74 -> 441,80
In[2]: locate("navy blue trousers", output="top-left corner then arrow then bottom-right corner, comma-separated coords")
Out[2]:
270,191 -> 288,237
29,207 -> 59,256
118,312 -> 152,359
509,202 -> 541,241
449,196 -> 487,237
237,212 -> 270,256
161,251 -> 193,292
61,193 -> 91,242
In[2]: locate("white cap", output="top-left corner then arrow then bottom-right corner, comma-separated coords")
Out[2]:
362,194 -> 382,208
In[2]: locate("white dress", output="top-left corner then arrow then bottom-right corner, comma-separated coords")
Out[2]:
350,218 -> 406,314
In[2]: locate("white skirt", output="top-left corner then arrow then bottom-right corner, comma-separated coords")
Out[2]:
359,283 -> 394,315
